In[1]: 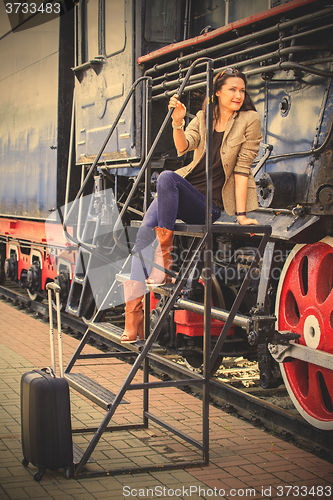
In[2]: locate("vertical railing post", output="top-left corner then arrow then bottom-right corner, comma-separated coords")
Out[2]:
143,77 -> 152,427
144,78 -> 152,214
203,59 -> 214,464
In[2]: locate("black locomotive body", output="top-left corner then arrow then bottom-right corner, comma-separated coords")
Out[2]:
1,0 -> 333,430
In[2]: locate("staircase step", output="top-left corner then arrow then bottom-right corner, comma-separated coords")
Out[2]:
131,220 -> 270,236
73,442 -> 94,464
71,274 -> 86,284
65,372 -> 129,410
174,222 -> 206,235
146,282 -> 180,296
116,273 -> 189,297
85,321 -> 145,353
115,272 -> 130,283
131,220 -> 206,236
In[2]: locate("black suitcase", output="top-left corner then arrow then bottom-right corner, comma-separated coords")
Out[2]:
21,283 -> 73,481
21,369 -> 73,480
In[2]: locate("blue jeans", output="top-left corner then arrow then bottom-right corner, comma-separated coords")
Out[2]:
130,170 -> 221,282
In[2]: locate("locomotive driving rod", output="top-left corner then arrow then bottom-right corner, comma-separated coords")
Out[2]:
175,298 -> 252,331
268,341 -> 333,370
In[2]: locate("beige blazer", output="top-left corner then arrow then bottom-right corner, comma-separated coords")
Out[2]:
175,109 -> 262,216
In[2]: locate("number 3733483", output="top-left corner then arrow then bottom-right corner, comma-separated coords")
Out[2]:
5,3 -> 61,14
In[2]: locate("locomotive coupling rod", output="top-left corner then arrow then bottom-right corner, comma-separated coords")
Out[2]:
268,341 -> 333,370
175,298 -> 250,330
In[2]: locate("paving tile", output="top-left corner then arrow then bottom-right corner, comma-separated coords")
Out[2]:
0,488 -> 30,500
0,486 -> 10,500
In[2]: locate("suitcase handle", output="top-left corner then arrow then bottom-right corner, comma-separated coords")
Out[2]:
46,283 -> 64,377
41,367 -> 56,378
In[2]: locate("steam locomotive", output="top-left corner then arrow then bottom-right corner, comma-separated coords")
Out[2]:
1,0 -> 333,431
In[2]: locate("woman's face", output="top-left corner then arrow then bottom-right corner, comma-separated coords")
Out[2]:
215,76 -> 245,114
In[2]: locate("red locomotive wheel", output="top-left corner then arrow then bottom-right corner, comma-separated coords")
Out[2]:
275,237 -> 333,430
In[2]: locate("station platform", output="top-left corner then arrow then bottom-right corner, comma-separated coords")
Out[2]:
0,299 -> 332,500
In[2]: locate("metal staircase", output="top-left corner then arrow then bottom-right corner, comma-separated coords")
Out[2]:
65,179 -> 116,318
61,59 -> 272,478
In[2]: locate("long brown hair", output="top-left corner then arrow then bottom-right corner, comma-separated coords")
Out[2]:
202,68 -> 256,120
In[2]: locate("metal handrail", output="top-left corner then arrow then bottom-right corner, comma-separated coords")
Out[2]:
61,76 -> 152,254
143,6 -> 333,77
111,57 -> 216,270
61,58 -> 216,276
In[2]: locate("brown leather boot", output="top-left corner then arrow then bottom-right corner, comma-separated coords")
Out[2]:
146,227 -> 174,286
120,280 -> 146,343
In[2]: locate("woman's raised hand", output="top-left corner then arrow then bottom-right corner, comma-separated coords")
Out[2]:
168,95 -> 186,126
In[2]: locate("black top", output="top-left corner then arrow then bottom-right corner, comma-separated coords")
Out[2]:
186,130 -> 225,209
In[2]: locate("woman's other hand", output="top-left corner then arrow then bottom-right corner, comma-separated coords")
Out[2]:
168,95 -> 186,126
237,215 -> 259,225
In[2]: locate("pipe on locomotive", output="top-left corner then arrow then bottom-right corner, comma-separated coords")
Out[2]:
150,43 -> 332,87
151,49 -> 333,96
175,298 -> 250,330
143,5 -> 333,76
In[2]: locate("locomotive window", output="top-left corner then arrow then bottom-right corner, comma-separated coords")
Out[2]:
105,0 -> 125,56
227,0 -> 269,23
191,0 -> 225,36
86,0 -> 99,59
145,0 -> 176,43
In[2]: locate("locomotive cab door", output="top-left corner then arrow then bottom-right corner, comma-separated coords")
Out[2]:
74,0 -> 138,169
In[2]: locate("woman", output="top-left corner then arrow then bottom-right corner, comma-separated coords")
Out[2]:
120,67 -> 262,343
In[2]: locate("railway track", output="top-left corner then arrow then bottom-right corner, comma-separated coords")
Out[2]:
1,283 -> 333,464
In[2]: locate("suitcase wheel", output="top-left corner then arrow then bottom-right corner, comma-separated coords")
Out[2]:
33,469 -> 45,482
65,466 -> 72,479
22,457 -> 29,467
